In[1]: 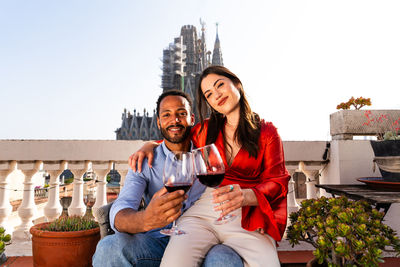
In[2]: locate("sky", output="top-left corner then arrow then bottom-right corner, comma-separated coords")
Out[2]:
1,0 -> 399,141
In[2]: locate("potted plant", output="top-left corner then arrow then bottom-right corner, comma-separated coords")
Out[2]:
287,196 -> 400,267
332,97 -> 400,181
331,96 -> 399,138
30,215 -> 100,267
0,227 -> 11,265
364,110 -> 400,181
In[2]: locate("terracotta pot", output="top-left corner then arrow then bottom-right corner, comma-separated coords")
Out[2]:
30,222 -> 100,267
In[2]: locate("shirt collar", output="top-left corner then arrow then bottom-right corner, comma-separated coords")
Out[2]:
160,141 -> 194,157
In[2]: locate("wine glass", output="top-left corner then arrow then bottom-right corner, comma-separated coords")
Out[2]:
192,144 -> 236,224
160,151 -> 194,236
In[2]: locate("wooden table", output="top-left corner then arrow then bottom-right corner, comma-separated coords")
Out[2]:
316,184 -> 400,215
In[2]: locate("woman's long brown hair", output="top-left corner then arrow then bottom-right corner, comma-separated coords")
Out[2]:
197,65 -> 261,158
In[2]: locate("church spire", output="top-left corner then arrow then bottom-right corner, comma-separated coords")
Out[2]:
211,23 -> 223,66
199,18 -> 208,69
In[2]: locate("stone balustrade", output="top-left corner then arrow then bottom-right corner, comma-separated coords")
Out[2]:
2,138 -> 398,247
0,140 -> 144,241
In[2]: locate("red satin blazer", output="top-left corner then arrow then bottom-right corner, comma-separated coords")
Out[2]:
191,119 -> 290,241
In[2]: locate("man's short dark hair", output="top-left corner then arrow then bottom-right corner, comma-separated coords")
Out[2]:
156,90 -> 193,117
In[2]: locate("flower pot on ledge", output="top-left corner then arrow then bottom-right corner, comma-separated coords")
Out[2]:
330,110 -> 400,140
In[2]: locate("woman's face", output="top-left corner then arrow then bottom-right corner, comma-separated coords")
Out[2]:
200,73 -> 241,116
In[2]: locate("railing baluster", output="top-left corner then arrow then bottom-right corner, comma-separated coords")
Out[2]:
68,161 -> 89,217
13,160 -> 42,241
287,169 -> 300,213
283,168 -> 300,238
0,161 -> 16,229
43,161 -> 67,222
115,161 -> 129,191
299,161 -> 320,199
92,161 -> 113,221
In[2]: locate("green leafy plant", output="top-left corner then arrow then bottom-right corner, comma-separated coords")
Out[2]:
64,177 -> 74,184
287,196 -> 400,266
40,216 -> 98,232
0,227 -> 11,254
383,131 -> 400,140
336,96 -> 371,110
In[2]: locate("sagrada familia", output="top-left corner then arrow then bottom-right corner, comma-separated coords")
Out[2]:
115,21 -> 224,140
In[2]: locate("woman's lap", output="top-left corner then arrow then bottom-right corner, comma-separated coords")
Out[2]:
161,188 -> 280,267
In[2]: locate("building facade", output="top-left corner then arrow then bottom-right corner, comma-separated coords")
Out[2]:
116,22 -> 223,140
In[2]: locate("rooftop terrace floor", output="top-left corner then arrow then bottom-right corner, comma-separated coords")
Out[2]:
3,254 -> 400,267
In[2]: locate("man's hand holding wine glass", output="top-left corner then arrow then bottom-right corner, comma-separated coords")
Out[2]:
141,187 -> 187,231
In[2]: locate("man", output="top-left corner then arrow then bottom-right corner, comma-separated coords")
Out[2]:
93,90 -> 243,267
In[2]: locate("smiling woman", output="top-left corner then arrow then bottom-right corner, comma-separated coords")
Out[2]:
201,74 -> 241,118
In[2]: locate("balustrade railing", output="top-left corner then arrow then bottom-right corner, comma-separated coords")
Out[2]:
0,140 -> 348,244
0,159 -> 130,241
0,140 -> 143,241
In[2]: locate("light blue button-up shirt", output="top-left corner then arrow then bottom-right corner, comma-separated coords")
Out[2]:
110,141 -> 206,237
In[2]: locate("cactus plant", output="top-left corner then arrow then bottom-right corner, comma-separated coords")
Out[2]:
30,215 -> 100,267
39,215 -> 98,232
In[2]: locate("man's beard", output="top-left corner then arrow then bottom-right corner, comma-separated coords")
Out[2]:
160,124 -> 192,144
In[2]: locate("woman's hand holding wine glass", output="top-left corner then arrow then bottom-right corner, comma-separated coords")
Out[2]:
193,144 -> 237,224
212,184 -> 245,217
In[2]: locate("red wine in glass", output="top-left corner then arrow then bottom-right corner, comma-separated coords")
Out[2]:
165,183 -> 192,193
160,151 -> 194,236
196,173 -> 225,188
193,144 -> 236,224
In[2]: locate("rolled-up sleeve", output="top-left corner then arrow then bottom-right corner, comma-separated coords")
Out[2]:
109,169 -> 148,233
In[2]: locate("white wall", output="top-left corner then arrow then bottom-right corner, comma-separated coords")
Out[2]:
322,139 -> 380,184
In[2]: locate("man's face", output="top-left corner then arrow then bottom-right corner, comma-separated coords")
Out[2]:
157,95 -> 194,144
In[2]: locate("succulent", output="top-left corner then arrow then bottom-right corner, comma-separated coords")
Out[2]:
287,196 -> 400,267
336,97 -> 371,110
40,216 -> 98,232
383,131 -> 400,141
0,227 -> 11,254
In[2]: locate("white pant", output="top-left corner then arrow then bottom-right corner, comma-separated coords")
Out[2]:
160,188 -> 280,267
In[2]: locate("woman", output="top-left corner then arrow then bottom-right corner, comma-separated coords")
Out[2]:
131,66 -> 290,267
